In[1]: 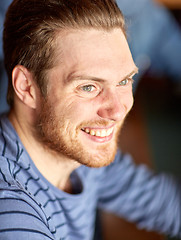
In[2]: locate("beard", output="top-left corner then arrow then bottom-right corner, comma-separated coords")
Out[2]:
34,98 -> 123,168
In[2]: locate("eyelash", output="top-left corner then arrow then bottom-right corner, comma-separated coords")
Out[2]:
75,83 -> 101,98
118,78 -> 133,86
80,85 -> 96,92
75,77 -> 133,98
79,78 -> 132,91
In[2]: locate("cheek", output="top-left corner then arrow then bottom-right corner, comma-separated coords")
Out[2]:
120,89 -> 134,113
55,97 -> 95,122
127,92 -> 134,110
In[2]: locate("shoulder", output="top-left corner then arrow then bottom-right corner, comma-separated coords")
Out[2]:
0,181 -> 54,239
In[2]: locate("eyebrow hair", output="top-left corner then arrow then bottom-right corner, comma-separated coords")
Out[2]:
123,67 -> 139,80
67,67 -> 139,83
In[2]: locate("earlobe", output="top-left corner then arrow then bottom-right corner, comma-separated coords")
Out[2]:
12,65 -> 37,109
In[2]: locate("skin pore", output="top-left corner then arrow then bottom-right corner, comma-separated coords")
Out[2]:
9,28 -> 138,192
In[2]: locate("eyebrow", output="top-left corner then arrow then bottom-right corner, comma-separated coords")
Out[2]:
67,67 -> 139,83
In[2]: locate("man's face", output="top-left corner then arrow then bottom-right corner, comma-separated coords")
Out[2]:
35,28 -> 137,168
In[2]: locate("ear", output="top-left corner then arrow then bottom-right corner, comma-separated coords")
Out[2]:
12,65 -> 38,109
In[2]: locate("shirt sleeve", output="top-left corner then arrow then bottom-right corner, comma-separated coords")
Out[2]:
97,151 -> 181,238
0,185 -> 55,240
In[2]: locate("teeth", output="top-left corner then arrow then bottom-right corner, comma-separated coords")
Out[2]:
107,128 -> 113,136
82,127 -> 113,137
100,129 -> 106,137
85,128 -> 90,134
90,130 -> 95,136
95,131 -> 101,137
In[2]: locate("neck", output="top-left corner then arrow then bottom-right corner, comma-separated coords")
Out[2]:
8,109 -> 80,192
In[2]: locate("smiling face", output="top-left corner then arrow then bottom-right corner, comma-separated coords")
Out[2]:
35,28 -> 137,167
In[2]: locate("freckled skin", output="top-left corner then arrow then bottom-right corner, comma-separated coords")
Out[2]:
35,28 -> 137,168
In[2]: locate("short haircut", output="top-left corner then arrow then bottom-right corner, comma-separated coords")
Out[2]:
3,0 -> 125,106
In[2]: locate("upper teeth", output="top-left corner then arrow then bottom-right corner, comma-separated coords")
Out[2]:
82,127 -> 114,137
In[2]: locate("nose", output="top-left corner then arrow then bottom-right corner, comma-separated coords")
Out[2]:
97,89 -> 132,122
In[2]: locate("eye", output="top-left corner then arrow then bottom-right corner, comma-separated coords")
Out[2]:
118,78 -> 134,86
75,83 -> 101,98
118,79 -> 129,86
81,85 -> 96,92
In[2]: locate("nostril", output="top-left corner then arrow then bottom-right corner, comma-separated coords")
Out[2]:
97,88 -> 133,121
97,104 -> 126,122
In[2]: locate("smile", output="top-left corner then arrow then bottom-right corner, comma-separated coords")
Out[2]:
81,127 -> 114,137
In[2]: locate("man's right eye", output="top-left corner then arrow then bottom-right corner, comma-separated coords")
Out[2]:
81,85 -> 96,92
75,83 -> 101,98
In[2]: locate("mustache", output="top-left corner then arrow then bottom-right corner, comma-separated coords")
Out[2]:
78,119 -> 120,129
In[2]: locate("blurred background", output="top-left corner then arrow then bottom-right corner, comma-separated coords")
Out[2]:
1,0 -> 181,239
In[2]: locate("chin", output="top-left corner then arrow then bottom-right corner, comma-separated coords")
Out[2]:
76,135 -> 118,168
77,145 -> 117,168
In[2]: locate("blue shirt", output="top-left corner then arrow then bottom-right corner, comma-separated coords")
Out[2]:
0,114 -> 181,239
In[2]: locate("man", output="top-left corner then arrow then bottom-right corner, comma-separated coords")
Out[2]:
0,0 -> 180,239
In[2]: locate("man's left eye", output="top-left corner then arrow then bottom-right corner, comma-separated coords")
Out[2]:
81,85 -> 96,92
118,79 -> 129,86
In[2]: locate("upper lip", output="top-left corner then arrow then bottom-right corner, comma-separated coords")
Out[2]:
81,124 -> 115,130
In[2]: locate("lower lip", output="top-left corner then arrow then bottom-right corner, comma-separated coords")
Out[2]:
81,130 -> 114,143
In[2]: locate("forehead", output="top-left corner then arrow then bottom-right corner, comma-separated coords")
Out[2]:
51,28 -> 136,83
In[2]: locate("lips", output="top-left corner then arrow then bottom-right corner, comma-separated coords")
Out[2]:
81,126 -> 114,137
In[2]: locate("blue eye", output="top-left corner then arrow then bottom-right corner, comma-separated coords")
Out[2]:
118,79 -> 129,86
81,85 -> 96,92
76,83 -> 101,98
